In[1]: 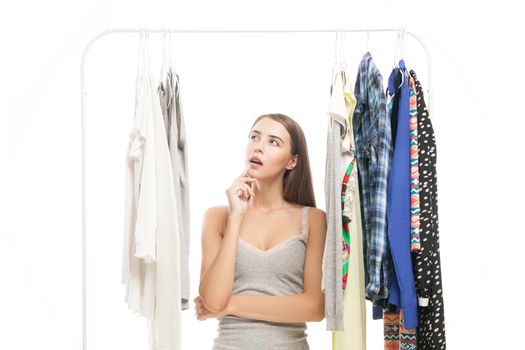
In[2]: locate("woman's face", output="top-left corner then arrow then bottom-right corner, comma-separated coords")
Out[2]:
245,118 -> 297,179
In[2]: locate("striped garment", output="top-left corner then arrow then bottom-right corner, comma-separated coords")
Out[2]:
409,76 -> 421,252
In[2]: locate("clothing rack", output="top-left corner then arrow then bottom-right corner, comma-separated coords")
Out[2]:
80,26 -> 432,350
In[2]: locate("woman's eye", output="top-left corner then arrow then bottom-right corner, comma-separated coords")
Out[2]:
249,135 -> 278,146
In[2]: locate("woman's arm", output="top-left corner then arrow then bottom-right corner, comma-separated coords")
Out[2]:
223,208 -> 327,323
198,206 -> 243,312
224,293 -> 322,323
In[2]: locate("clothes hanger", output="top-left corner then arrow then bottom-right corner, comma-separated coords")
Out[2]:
398,27 -> 406,65
393,28 -> 402,69
328,27 -> 344,135
330,28 -> 348,91
366,27 -> 371,54
399,28 -> 407,87
336,28 -> 350,138
393,28 -> 406,89
330,27 -> 340,96
146,31 -> 154,87
159,28 -> 168,82
398,28 -> 411,76
339,28 -> 348,90
167,28 -> 173,71
143,29 -> 151,77
139,29 -> 152,79
137,30 -> 145,78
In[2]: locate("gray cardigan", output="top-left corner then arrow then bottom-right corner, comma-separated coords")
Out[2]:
158,68 -> 190,310
323,115 -> 345,331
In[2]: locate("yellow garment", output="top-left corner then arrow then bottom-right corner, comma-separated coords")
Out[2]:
332,87 -> 366,350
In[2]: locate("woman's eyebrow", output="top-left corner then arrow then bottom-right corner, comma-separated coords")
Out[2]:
250,130 -> 285,144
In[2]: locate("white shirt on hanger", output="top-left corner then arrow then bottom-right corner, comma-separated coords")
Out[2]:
122,40 -> 182,348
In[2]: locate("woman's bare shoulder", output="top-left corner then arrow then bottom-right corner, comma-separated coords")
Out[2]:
204,205 -> 230,216
307,207 -> 327,231
202,205 -> 230,237
307,206 -> 326,219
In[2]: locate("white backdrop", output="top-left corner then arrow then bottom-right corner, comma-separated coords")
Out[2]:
84,29 -> 429,350
2,1 -> 524,349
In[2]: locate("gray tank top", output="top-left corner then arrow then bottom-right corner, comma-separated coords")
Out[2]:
212,206 -> 311,350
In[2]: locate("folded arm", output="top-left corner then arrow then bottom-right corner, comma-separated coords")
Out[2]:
224,291 -> 323,323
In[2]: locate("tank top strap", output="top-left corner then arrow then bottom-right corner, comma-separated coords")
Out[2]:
301,206 -> 310,239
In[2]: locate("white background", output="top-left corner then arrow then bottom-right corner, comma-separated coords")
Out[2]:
2,1 -> 524,349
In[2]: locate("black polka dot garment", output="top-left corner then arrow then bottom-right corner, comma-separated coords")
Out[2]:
410,70 -> 446,349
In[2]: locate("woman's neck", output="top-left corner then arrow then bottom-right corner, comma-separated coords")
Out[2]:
248,172 -> 298,212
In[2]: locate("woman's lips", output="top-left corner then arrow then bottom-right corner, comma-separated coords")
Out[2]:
249,161 -> 262,167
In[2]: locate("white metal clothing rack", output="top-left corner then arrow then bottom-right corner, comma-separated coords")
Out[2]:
80,26 -> 432,350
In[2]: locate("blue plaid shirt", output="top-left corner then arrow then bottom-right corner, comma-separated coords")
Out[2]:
353,52 -> 392,301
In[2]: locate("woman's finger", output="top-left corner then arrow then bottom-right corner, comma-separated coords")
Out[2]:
235,179 -> 256,194
235,187 -> 247,199
239,176 -> 257,184
238,182 -> 255,196
236,183 -> 251,197
233,178 -> 255,192
235,187 -> 250,200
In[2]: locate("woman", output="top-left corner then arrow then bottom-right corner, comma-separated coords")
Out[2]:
195,113 -> 327,350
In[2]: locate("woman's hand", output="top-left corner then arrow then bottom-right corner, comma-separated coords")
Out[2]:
225,168 -> 257,216
194,295 -> 228,320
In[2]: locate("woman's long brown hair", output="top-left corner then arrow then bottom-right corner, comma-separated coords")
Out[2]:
250,113 -> 316,208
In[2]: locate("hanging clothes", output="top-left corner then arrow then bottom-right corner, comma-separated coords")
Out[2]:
122,32 -> 182,350
409,75 -> 421,252
148,59 -> 183,350
157,67 -> 191,311
339,82 -> 357,292
374,67 -> 399,322
381,71 -> 420,349
383,59 -> 418,331
323,68 -> 348,331
384,308 -> 416,349
122,32 -> 159,321
353,52 -> 392,303
158,72 -> 173,148
389,69 -> 402,146
410,69 -> 447,350
330,67 -> 367,350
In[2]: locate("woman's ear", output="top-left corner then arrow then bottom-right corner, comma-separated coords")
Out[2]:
286,155 -> 298,170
